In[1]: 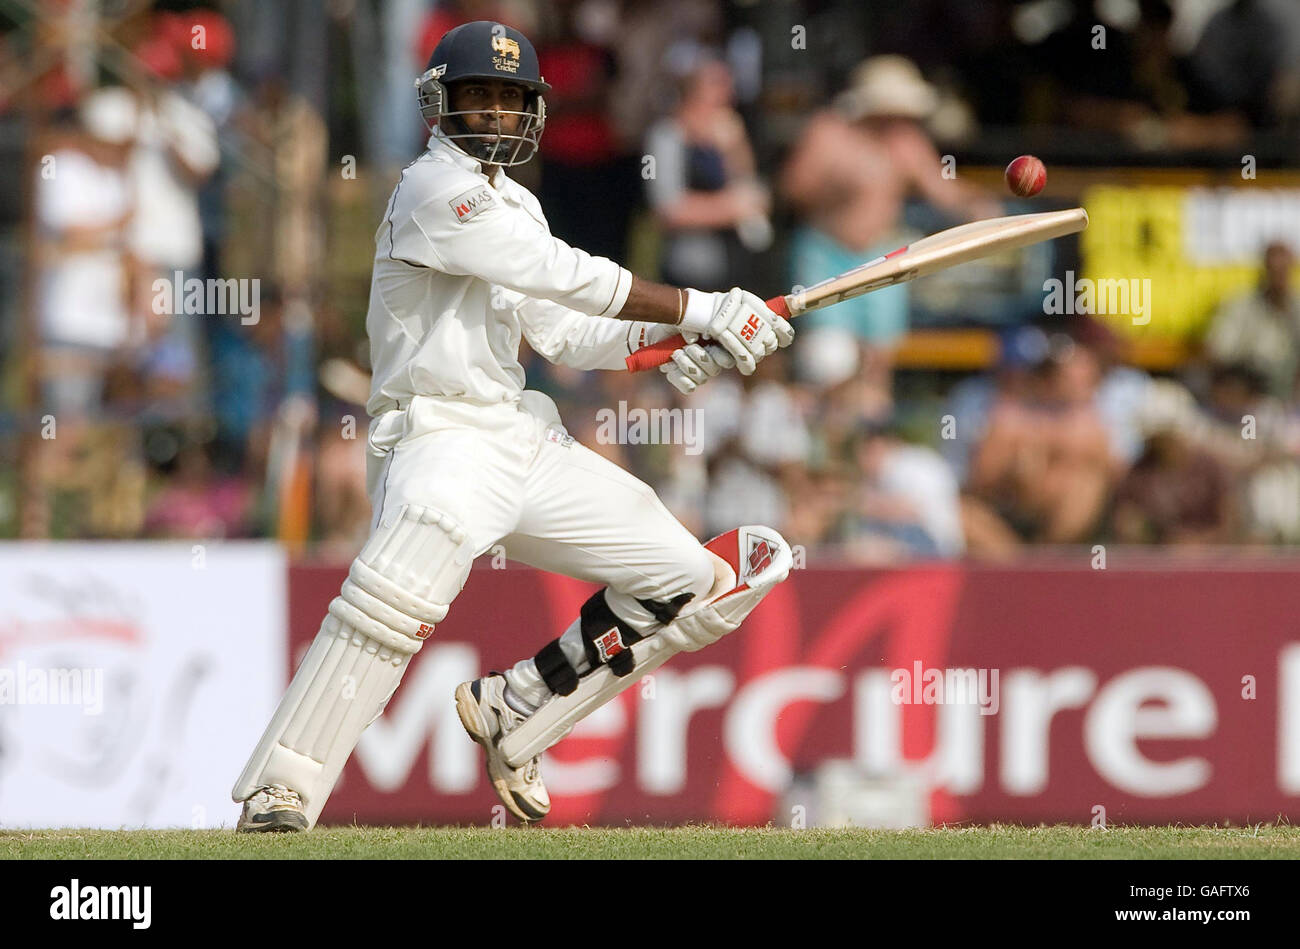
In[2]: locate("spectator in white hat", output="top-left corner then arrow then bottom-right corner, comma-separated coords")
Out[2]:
780,56 -> 998,401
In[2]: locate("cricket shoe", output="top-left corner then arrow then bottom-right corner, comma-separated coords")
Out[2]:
455,673 -> 550,823
236,784 -> 309,833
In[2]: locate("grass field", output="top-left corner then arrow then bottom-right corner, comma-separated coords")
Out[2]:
3,823 -> 1299,859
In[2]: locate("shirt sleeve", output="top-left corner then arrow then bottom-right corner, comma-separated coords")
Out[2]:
391,171 -> 633,318
512,293 -> 675,370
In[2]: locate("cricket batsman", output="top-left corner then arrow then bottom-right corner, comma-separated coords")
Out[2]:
232,20 -> 794,830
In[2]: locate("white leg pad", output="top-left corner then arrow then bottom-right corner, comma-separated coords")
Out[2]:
499,525 -> 792,768
232,504 -> 473,827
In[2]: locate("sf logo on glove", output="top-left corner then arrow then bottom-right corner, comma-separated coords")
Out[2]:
593,626 -> 627,662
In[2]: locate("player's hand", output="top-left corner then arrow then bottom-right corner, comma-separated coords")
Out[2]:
680,288 -> 795,375
660,333 -> 736,394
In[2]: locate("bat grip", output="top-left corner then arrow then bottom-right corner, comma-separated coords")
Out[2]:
625,294 -> 790,372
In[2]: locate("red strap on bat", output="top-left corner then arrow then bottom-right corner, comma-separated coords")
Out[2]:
624,294 -> 790,372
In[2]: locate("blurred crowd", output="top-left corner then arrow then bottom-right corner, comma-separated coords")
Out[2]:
543,242 -> 1300,562
3,0 -> 1300,562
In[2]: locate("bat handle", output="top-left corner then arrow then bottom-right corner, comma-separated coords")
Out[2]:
624,294 -> 791,372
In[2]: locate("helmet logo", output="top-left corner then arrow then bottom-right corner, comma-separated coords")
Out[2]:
491,35 -> 521,73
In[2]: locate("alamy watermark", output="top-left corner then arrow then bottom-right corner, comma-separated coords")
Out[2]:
890,661 -> 1000,715
0,661 -> 104,715
151,271 -> 260,325
1043,270 -> 1151,325
49,880 -> 151,929
595,400 -> 704,455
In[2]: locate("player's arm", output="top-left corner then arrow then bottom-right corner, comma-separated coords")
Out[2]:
778,113 -> 843,214
616,279 -> 793,392
512,280 -> 791,393
512,293 -> 677,371
898,125 -> 1000,222
509,289 -> 727,379
524,278 -> 792,390
401,172 -> 791,380
617,276 -> 683,324
401,183 -> 686,327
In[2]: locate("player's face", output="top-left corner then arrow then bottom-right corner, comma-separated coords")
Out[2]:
448,79 -> 528,138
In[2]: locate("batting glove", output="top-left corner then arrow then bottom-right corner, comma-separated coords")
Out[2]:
680,288 -> 795,375
660,334 -> 736,394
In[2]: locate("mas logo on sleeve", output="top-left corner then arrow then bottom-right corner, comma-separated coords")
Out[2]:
449,186 -> 496,223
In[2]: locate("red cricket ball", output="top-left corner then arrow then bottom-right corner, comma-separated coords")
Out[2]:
1005,155 -> 1047,198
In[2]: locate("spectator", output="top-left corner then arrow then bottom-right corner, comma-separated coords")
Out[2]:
97,59 -> 221,421
312,392 -> 371,560
941,324 -> 1049,484
1241,457 -> 1300,545
810,356 -> 897,461
1112,381 -> 1233,545
838,419 -> 964,562
177,6 -> 241,283
962,334 -> 1115,555
240,73 -> 325,298
123,68 -> 220,286
781,463 -> 850,557
1204,241 -> 1300,402
207,289 -> 283,473
696,351 -> 809,537
1043,0 -> 1250,149
536,1 -> 632,264
644,54 -> 768,290
1189,363 -> 1300,543
1187,0 -> 1300,130
736,349 -> 812,468
780,55 -> 997,395
34,93 -> 134,416
945,316 -> 1142,535
606,0 -> 723,152
1196,363 -> 1288,471
701,437 -> 787,539
1084,315 -> 1153,471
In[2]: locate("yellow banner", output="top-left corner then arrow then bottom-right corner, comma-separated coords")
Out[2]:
1081,185 -> 1300,340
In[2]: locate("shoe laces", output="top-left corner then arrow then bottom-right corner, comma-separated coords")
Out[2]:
260,783 -> 303,808
523,758 -> 539,784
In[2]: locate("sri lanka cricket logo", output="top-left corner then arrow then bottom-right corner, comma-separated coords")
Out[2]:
491,34 -> 521,74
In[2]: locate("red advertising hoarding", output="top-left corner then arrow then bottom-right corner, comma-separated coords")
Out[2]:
288,562 -> 1300,826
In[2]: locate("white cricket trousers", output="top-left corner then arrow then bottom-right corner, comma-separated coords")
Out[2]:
365,390 -> 716,706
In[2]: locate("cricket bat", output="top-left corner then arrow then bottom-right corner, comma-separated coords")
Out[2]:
625,207 -> 1088,371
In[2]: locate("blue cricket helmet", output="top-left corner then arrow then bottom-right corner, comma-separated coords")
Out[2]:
415,21 -> 550,166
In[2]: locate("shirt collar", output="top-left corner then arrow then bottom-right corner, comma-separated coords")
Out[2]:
426,126 -> 509,191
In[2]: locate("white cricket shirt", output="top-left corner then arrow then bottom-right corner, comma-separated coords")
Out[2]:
365,127 -> 662,416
